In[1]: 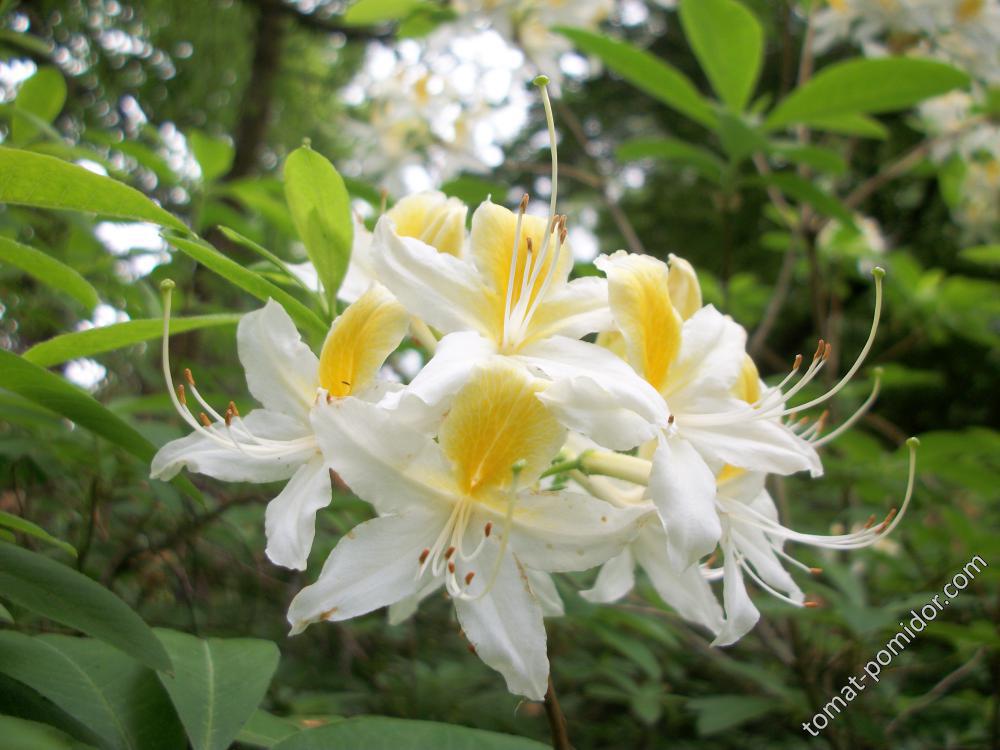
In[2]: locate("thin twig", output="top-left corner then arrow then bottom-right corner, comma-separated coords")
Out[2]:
886,648 -> 986,735
544,674 -> 572,750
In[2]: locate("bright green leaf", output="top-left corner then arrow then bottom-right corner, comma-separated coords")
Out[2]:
959,245 -> 1000,266
283,147 -> 353,308
154,629 -> 280,750
272,717 -> 549,750
0,148 -> 187,231
342,0 -> 426,25
0,543 -> 172,673
235,711 -> 299,749
803,112 -> 889,139
12,67 -> 66,144
23,314 -> 241,368
0,511 -> 76,557
616,137 -> 725,182
766,58 -> 970,130
0,236 -> 99,309
760,173 -> 857,228
555,27 -> 717,128
168,236 -> 328,340
768,142 -> 848,175
0,714 -> 97,750
716,112 -> 767,162
189,130 -> 234,183
0,633 -> 183,750
679,0 -> 763,111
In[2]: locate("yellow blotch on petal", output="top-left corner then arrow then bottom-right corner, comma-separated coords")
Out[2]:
596,329 -> 628,360
733,354 -> 762,405
386,191 -> 467,257
956,0 -> 983,21
439,360 -> 564,496
318,283 -> 410,398
602,252 -> 682,393
716,464 -> 746,485
667,254 -> 703,320
469,200 -> 571,331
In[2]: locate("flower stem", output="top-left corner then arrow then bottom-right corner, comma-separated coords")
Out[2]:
544,674 -> 572,750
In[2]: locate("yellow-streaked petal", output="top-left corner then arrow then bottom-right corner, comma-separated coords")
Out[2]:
469,200 -> 572,330
318,283 -> 409,398
733,354 -> 762,405
596,329 -> 628,360
667,254 -> 703,320
597,251 -> 682,393
716,464 -> 746,485
386,191 -> 467,256
439,360 -> 564,495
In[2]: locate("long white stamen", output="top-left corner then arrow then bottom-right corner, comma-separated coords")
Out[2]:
811,369 -> 882,447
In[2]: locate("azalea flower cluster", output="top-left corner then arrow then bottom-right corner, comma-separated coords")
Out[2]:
152,83 -> 916,702
812,0 -> 1000,238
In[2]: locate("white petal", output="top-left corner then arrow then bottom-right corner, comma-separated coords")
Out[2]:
310,396 -> 456,515
264,456 -> 332,571
237,299 -> 320,421
521,335 -> 669,450
371,217 -> 492,337
663,305 -> 746,403
388,578 -> 442,626
338,216 -> 376,303
648,436 -> 721,570
632,524 -> 724,635
580,547 -> 636,604
150,409 -> 312,482
529,276 -> 613,342
526,570 -> 564,617
731,525 -> 803,603
454,542 -> 548,701
287,510 -> 444,634
712,543 -> 760,647
680,405 -> 823,477
508,489 -> 647,572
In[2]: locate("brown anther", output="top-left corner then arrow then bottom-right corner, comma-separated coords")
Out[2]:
467,643 -> 477,654
519,193 -> 530,212
526,236 -> 534,253
198,412 -> 211,427
792,353 -> 803,370
465,571 -> 475,585
183,367 -> 195,385
863,514 -> 877,529
445,546 -> 455,559
810,567 -> 823,575
813,339 -> 825,360
228,400 -> 240,417
823,343 -> 832,360
224,408 -> 233,427
877,508 -> 897,532
418,548 -> 430,564
177,384 -> 187,406
803,600 -> 821,609
448,561 -> 456,574
667,414 -> 675,425
559,227 -> 568,245
484,522 -> 493,537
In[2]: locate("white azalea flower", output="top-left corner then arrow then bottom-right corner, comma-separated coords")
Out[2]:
151,283 -> 410,571
287,360 -> 647,700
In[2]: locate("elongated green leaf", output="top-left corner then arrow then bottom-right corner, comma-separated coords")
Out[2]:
688,695 -> 775,735
235,710 -> 299,749
342,0 -> 427,25
189,130 -> 234,184
802,112 -> 888,139
0,633 -> 183,750
0,511 -> 76,557
272,717 -> 549,750
768,142 -> 848,175
12,67 -> 67,144
283,146 -> 352,307
154,629 -> 279,750
555,27 -> 716,128
679,0 -> 762,112
760,173 -> 856,228
0,148 -> 186,231
168,236 -> 328,340
23,314 -> 241,368
0,543 -> 172,672
766,58 -> 970,130
0,236 -> 99,309
0,714 -> 96,750
216,226 -> 308,289
0,602 -> 12,624
617,137 -> 725,182
960,244 -> 1000,266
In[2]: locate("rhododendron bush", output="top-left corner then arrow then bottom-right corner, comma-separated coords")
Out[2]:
0,1 -> 996,748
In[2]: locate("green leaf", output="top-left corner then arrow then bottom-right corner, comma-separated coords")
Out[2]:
342,0 -> 427,25
959,245 -> 1000,267
440,175 -> 508,208
0,633 -> 183,750
766,58 -> 970,130
0,148 -> 186,231
23,315 -> 241,368
716,112 -> 767,162
679,0 -> 763,112
0,236 -> 99,309
235,711 -> 299,749
616,137 -> 725,182
0,602 -> 12,624
283,146 -> 353,307
768,142 -> 848,175
0,714 -> 97,750
272,717 -> 549,750
188,131 -> 234,184
802,112 -> 888,139
215,226 -> 309,290
168,236 -> 328,340
688,695 -> 776,735
12,66 -> 67,144
760,173 -> 857,228
154,629 -> 279,750
0,511 -> 76,557
555,27 -> 717,128
0,543 -> 171,673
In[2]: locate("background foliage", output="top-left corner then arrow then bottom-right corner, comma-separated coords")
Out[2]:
0,0 -> 997,748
